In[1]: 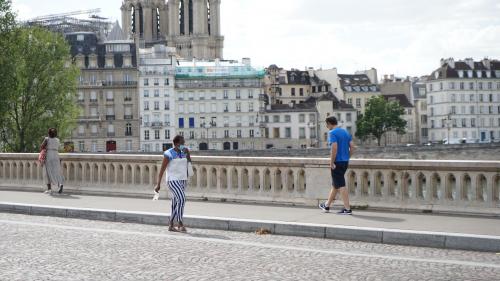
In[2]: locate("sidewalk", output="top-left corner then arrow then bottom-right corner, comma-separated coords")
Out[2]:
1,189 -> 499,252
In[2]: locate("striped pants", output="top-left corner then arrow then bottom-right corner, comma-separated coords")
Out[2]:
168,180 -> 187,223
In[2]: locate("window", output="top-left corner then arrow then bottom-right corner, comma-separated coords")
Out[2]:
164,101 -> 170,110
236,90 -> 241,99
489,94 -> 493,102
299,88 -> 304,96
144,90 -> 149,98
273,115 -> 280,123
470,106 -> 475,114
299,128 -> 306,139
90,107 -> 98,117
309,114 -> 316,123
284,115 -> 291,122
144,101 -> 150,111
285,128 -> 291,138
299,114 -> 305,123
211,103 -> 217,112
430,96 -> 434,104
189,117 -> 195,128
154,90 -> 160,97
189,131 -> 195,139
164,78 -> 170,86
248,90 -> 254,99
346,113 -> 352,122
237,130 -> 242,138
154,78 -> 159,86
164,90 -> 170,97
451,106 -> 456,114
179,118 -> 184,128
155,130 -> 160,140
124,91 -> 132,102
356,98 -> 361,108
78,91 -> 84,101
224,103 -> 229,112
451,94 -> 456,102
144,79 -> 149,86
469,82 -> 474,90
291,88 -> 296,96
223,90 -> 229,99
250,130 -> 255,138
188,104 -> 194,113
154,101 -> 160,111
200,104 -> 205,113
78,141 -> 85,152
178,104 -> 184,113
125,123 -> 132,136
144,130 -> 150,140
90,91 -> 97,102
77,34 -> 85,41
470,94 -> 474,102
478,82 -> 483,90
460,82 -> 464,90
347,98 -> 352,105
471,118 -> 476,127
249,102 -> 254,112
236,103 -> 241,112
165,130 -> 170,140
224,130 -> 229,138
449,82 -> 455,89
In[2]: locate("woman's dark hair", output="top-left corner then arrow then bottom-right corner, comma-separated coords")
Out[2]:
325,116 -> 338,126
173,135 -> 184,145
48,128 -> 57,138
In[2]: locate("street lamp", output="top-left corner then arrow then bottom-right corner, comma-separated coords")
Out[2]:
201,120 -> 215,150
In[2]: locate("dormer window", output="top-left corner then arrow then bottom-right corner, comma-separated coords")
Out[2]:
477,71 -> 482,78
434,72 -> 439,79
486,71 -> 491,78
458,70 -> 464,78
467,70 -> 473,77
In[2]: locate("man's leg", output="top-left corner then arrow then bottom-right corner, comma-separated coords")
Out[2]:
338,186 -> 350,210
325,187 -> 338,207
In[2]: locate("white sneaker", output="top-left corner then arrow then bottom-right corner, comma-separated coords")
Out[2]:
44,190 -> 52,195
153,190 -> 160,201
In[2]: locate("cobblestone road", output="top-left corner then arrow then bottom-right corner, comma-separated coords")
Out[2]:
0,213 -> 499,281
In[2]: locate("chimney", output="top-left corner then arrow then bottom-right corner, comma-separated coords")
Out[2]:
440,58 -> 446,67
446,58 -> 455,68
483,58 -> 491,69
464,58 -> 474,69
242,57 -> 251,66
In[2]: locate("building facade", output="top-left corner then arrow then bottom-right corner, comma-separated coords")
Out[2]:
66,25 -> 140,153
121,0 -> 224,60
174,59 -> 266,151
138,45 -> 177,152
426,58 -> 500,143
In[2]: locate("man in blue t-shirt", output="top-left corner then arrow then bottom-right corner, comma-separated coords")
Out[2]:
319,116 -> 355,215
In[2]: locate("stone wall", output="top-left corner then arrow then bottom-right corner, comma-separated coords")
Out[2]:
0,153 -> 499,215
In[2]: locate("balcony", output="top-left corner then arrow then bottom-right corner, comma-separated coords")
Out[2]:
101,81 -> 138,88
151,121 -> 163,128
106,115 -> 115,121
79,116 -> 101,122
259,94 -> 267,101
124,115 -> 133,120
107,132 -> 115,137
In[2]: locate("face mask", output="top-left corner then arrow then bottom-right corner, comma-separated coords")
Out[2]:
179,145 -> 186,151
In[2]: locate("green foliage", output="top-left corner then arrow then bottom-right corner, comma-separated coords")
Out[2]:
0,27 -> 80,152
0,0 -> 15,33
355,96 -> 407,146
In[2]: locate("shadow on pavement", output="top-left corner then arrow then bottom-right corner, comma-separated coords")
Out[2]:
50,194 -> 81,200
352,214 -> 405,223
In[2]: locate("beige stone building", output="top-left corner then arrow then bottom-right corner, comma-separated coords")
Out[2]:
66,25 -> 140,153
340,74 -> 381,116
121,0 -> 223,60
382,94 -> 417,145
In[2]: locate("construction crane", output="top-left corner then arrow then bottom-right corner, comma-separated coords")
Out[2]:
30,9 -> 102,21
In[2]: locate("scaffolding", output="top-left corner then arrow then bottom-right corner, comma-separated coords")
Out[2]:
24,9 -> 112,37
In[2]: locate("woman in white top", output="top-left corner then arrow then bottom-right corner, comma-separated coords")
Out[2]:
40,128 -> 64,194
154,135 -> 192,232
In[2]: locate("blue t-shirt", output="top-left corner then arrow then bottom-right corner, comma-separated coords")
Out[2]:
163,148 -> 187,161
328,128 -> 352,162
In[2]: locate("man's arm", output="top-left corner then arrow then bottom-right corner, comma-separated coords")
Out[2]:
349,141 -> 355,158
330,142 -> 338,169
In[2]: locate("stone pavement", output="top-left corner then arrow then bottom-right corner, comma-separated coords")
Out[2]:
1,190 -> 499,236
1,213 -> 499,281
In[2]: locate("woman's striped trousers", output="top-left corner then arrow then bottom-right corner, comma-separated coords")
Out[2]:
168,180 -> 187,223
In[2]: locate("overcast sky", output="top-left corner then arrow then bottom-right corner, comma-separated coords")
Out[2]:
12,0 -> 500,78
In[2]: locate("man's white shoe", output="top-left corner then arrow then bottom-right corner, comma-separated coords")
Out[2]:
153,190 -> 160,201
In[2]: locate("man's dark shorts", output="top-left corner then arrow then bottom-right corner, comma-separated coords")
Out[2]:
331,161 -> 349,189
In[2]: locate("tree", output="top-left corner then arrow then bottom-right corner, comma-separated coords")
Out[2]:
0,27 -> 80,152
0,0 -> 15,33
355,96 -> 407,146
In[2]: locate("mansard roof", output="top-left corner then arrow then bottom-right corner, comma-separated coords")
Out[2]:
429,58 -> 500,80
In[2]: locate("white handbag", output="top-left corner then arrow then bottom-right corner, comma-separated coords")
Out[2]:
187,162 -> 194,178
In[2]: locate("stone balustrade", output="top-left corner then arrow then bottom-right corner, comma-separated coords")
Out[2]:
0,153 -> 499,214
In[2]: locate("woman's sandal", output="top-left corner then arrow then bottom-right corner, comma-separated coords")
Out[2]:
168,226 -> 179,232
178,226 -> 187,233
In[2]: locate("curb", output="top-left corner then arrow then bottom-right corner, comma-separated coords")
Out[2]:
0,202 -> 499,253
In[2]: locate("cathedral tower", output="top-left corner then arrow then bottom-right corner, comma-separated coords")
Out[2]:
121,0 -> 224,59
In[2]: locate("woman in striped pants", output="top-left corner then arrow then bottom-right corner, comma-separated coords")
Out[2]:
154,135 -> 191,232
